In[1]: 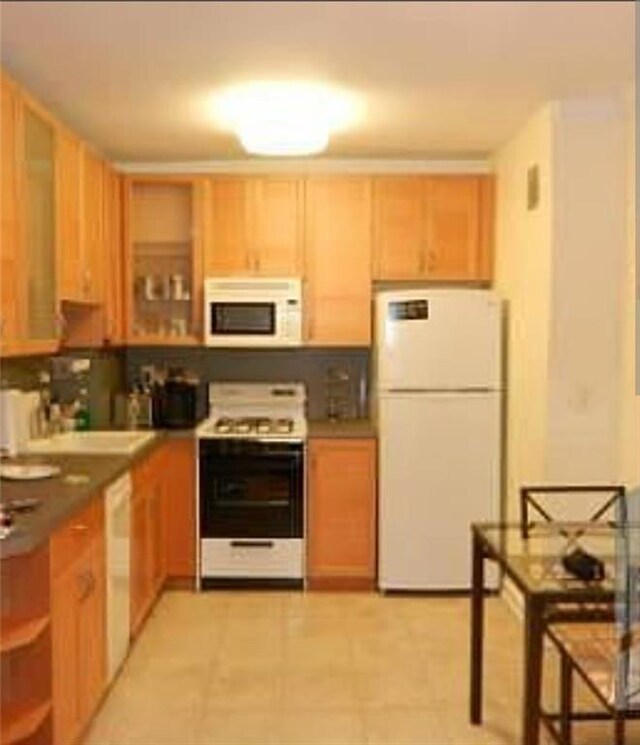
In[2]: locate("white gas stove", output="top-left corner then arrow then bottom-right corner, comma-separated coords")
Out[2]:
197,383 -> 307,587
197,383 -> 307,441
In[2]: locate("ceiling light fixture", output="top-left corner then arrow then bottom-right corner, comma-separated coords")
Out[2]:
214,81 -> 357,157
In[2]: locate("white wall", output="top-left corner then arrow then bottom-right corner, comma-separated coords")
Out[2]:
546,97 -> 626,483
493,105 -> 554,520
619,87 -> 640,489
494,94 -> 630,519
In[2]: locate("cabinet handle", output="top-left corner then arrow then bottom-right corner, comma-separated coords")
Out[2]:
77,568 -> 92,601
71,523 -> 89,532
55,312 -> 67,340
308,313 -> 314,340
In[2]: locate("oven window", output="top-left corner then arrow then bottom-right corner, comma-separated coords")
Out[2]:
199,444 -> 304,539
215,474 -> 291,507
210,302 -> 275,335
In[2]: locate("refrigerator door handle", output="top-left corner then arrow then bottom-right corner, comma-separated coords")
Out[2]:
385,387 -> 498,394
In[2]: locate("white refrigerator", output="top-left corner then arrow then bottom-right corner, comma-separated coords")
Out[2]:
376,288 -> 502,590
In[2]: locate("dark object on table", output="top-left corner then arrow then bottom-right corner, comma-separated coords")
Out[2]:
562,547 -> 605,582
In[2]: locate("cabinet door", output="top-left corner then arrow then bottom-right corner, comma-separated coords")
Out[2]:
308,438 -> 377,586
206,177 -> 249,275
249,177 -> 302,276
147,473 -> 166,599
477,175 -> 494,282
125,178 -> 200,343
77,532 -> 106,726
162,440 -> 196,582
0,76 -> 25,352
82,150 -> 106,303
104,165 -> 124,344
373,176 -> 424,279
304,177 -> 372,345
56,130 -> 84,302
425,176 -> 481,280
51,561 -> 80,745
23,103 -> 59,344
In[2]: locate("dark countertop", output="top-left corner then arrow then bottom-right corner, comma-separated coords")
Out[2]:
308,419 -> 377,439
0,433 -> 163,559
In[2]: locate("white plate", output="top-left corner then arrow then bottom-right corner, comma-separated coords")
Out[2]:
0,464 -> 61,481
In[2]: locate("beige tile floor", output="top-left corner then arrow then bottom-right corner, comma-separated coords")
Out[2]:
82,591 -> 639,745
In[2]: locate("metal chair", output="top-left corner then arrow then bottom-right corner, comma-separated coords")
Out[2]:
520,484 -> 626,539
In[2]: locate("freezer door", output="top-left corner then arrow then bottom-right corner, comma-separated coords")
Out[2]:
376,289 -> 501,390
378,391 -> 501,590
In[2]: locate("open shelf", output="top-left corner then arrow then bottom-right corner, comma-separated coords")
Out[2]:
0,699 -> 51,745
0,615 -> 50,655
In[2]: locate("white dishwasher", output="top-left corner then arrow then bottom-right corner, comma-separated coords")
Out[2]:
105,472 -> 132,683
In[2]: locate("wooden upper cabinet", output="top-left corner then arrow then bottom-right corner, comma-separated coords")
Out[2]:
82,149 -> 106,304
373,176 -> 424,279
373,174 -> 494,283
477,175 -> 495,282
425,175 -> 480,280
0,75 -> 24,352
125,177 -> 204,343
104,165 -> 124,345
205,176 -> 302,277
23,101 -> 59,346
206,177 -> 248,275
56,129 -> 84,302
304,176 -> 372,345
248,177 -> 302,275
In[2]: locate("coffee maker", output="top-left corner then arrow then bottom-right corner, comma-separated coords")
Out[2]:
151,367 -> 199,429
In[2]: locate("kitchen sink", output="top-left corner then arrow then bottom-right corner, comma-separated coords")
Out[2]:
24,430 -> 157,455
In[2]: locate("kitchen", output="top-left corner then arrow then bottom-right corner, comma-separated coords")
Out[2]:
0,3 -> 638,745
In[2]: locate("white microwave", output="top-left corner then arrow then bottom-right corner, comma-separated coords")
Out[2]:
204,277 -> 303,347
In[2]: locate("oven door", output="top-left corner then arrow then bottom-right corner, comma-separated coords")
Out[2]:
199,439 -> 304,539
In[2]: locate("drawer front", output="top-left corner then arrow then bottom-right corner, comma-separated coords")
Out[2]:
51,496 -> 104,579
200,538 -> 304,579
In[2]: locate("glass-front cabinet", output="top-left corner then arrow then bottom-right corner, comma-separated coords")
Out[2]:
24,105 -> 58,342
125,178 -> 203,344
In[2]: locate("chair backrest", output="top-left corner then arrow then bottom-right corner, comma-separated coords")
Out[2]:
520,484 -> 626,538
616,487 -> 640,712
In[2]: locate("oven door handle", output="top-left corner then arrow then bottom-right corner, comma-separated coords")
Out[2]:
229,540 -> 275,549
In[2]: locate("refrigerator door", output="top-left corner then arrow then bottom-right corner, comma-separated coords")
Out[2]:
376,289 -> 501,391
378,391 -> 501,590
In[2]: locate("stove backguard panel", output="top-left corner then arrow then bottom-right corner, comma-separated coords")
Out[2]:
125,347 -> 370,421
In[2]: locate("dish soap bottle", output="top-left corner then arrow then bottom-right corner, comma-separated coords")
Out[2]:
74,388 -> 91,431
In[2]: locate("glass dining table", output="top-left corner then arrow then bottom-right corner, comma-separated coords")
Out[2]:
469,521 -> 639,745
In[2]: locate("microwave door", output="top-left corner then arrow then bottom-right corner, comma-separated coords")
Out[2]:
210,302 -> 276,337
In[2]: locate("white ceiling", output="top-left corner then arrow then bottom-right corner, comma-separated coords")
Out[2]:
0,1 -> 634,163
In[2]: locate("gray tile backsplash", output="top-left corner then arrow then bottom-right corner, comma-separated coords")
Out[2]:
125,347 -> 371,421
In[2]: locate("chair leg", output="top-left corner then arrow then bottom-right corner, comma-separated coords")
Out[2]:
559,650 -> 573,745
614,713 -> 625,745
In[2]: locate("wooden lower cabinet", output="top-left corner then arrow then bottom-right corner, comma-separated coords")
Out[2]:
1,544 -> 53,745
130,447 -> 167,637
50,497 -> 106,745
307,438 -> 377,589
162,439 -> 196,585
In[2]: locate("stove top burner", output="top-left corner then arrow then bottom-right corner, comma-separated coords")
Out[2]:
212,416 -> 294,437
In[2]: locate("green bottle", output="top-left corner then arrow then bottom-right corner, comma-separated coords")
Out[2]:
74,388 -> 91,431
